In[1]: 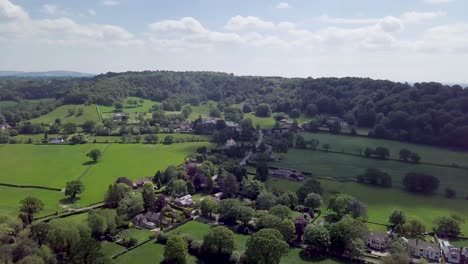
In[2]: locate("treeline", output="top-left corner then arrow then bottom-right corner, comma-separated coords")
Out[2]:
1,72 -> 468,149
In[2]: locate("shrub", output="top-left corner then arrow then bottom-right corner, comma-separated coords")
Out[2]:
157,232 -> 169,244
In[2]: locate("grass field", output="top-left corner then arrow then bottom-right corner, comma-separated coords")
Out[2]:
120,228 -> 154,243
0,98 -> 56,109
271,147 -> 468,197
188,101 -> 219,121
0,186 -> 63,216
266,177 -> 468,235
99,97 -> 159,114
282,248 -> 343,264
301,132 -> 468,167
101,241 -> 125,258
78,142 -> 211,206
90,134 -> 210,143
113,241 -> 200,264
29,104 -> 99,124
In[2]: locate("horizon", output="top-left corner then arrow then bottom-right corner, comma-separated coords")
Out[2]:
1,0 -> 468,83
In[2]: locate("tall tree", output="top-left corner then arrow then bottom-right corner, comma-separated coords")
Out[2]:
65,180 -> 85,201
19,197 -> 44,224
245,228 -> 289,264
164,235 -> 188,264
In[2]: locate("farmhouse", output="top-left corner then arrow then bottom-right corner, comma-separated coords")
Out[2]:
174,194 -> 195,208
262,127 -> 290,135
365,231 -> 390,251
405,238 -> 440,262
112,112 -> 129,122
440,240 -> 462,264
48,138 -> 66,144
132,211 -> 165,229
203,117 -> 221,125
270,169 -> 304,181
225,121 -> 238,128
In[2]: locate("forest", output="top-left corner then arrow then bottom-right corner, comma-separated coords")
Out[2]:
1,71 -> 468,149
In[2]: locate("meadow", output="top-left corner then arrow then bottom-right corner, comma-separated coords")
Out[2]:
271,148 -> 468,197
0,98 -> 56,109
98,97 -> 159,113
113,242 -> 200,264
77,142 -> 211,206
301,132 -> 468,167
0,186 -> 63,217
266,177 -> 468,235
29,104 -> 100,124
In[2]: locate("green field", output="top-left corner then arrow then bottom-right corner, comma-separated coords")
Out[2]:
29,104 -> 99,124
0,98 -> 56,109
120,228 -> 154,243
99,97 -> 159,114
188,101 -> 219,121
90,134 -> 209,143
101,241 -> 125,258
0,186 -> 63,216
282,248 -> 343,264
271,147 -> 468,197
113,241 -> 199,264
266,177 -> 468,235
78,142 -> 211,206
301,132 -> 468,167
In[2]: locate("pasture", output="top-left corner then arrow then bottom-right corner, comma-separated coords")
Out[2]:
90,134 -> 209,143
113,241 -> 199,264
266,177 -> 468,235
271,148 -> 468,197
29,104 -> 99,124
99,97 -> 159,113
0,186 -> 63,217
77,142 -> 211,206
301,132 -> 468,167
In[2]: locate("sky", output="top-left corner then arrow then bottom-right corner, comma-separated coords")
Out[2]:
0,0 -> 468,83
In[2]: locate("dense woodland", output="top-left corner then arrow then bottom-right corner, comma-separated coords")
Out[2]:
1,71 -> 468,149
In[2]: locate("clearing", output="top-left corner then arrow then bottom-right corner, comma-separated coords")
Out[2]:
29,104 -> 99,124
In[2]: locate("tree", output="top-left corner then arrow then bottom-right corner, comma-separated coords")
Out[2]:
243,104 -> 252,113
86,149 -> 102,163
222,174 -> 238,198
202,226 -> 235,256
144,134 -> 158,144
164,235 -> 188,264
200,197 -> 217,218
256,192 -> 277,210
116,193 -> 144,220
433,216 -> 463,237
242,180 -> 265,200
277,219 -> 295,241
19,197 -> 44,224
382,238 -> 411,264
403,172 -> 439,194
88,209 -> 117,238
277,192 -> 298,209
322,143 -> 331,152
374,147 -> 390,159
199,161 -> 216,177
304,225 -> 331,253
64,180 -> 85,201
62,123 -> 77,134
245,228 -> 289,264
328,216 -> 367,257
255,103 -> 272,117
82,120 -> 96,133
269,205 -> 291,220
142,183 -> 156,211
255,162 -> 269,182
328,194 -> 366,220
445,187 -> 456,199
399,149 -> 411,161
104,183 -> 132,208
388,210 -> 406,235
294,217 -> 308,242
403,219 -> 426,238
304,193 -> 322,213
297,179 -> 323,203
169,179 -> 188,197
231,206 -> 255,225
409,152 -> 421,163
164,135 -> 174,144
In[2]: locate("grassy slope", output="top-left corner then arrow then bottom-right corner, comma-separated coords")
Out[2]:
301,132 -> 468,167
78,142 -> 211,206
266,177 -> 468,235
0,186 -> 63,216
0,144 -> 107,187
271,148 -> 468,197
99,97 -> 159,113
29,104 -> 99,124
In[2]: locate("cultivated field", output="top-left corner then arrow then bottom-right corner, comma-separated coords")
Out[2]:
29,104 -> 100,124
266,177 -> 468,235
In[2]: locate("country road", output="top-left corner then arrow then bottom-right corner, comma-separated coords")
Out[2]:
240,130 -> 263,166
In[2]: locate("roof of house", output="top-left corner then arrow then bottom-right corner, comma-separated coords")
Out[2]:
144,211 -> 160,222
134,177 -> 152,185
174,194 -> 194,205
367,231 -> 388,241
407,239 -> 439,251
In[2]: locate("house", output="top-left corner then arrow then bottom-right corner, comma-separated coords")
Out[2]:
0,124 -> 10,130
405,238 -> 440,262
48,138 -> 65,144
203,117 -> 221,125
225,121 -> 238,128
262,127 -> 290,135
132,177 -> 153,189
213,192 -> 223,201
224,138 -> 236,149
444,246 -> 460,264
112,112 -> 129,122
461,247 -> 468,264
365,231 -> 390,251
132,211 -> 160,229
174,194 -> 195,208
116,177 -> 133,187
270,169 -> 304,181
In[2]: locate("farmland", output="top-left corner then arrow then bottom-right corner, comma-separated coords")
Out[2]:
29,104 -> 100,124
270,146 -> 468,197
0,186 -> 63,216
266,177 -> 468,235
98,97 -> 159,113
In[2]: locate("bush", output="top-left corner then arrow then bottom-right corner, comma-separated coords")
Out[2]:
189,240 -> 203,255
229,251 -> 242,264
445,187 -> 456,199
157,232 -> 169,244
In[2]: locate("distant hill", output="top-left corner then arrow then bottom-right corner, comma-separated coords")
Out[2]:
0,71 -> 94,77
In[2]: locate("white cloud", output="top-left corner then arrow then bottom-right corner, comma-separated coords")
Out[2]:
423,0 -> 454,4
317,15 -> 379,25
401,11 -> 446,23
0,0 -> 29,20
88,9 -> 96,16
276,2 -> 290,9
377,16 -> 404,32
149,17 -> 207,34
225,15 -> 275,31
102,0 -> 120,6
41,4 -> 57,15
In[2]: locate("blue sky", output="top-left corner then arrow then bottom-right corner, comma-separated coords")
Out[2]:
1,0 -> 468,83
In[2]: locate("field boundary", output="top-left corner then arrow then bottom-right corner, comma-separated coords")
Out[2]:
0,182 -> 61,191
96,104 -> 103,121
77,143 -> 112,180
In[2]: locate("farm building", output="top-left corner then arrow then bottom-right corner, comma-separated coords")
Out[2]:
132,211 -> 168,229
270,169 -> 304,181
174,194 -> 194,208
365,231 -> 390,251
405,238 -> 440,262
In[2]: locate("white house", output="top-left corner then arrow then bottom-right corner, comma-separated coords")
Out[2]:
405,238 -> 440,262
365,231 -> 390,250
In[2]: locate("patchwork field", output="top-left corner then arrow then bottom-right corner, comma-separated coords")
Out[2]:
301,132 -> 468,167
270,148 -> 468,197
29,104 -> 99,124
266,177 -> 468,235
77,142 -> 211,206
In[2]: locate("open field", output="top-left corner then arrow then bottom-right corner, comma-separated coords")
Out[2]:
0,98 -> 56,109
270,148 -> 468,197
188,101 -> 219,121
0,144 -> 107,187
120,228 -> 153,243
99,97 -> 159,114
0,186 -> 63,216
266,177 -> 468,235
90,134 -> 210,143
78,142 -> 211,206
102,241 -> 125,258
113,241 -> 200,264
282,248 -> 343,264
29,104 -> 99,124
301,132 -> 468,167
